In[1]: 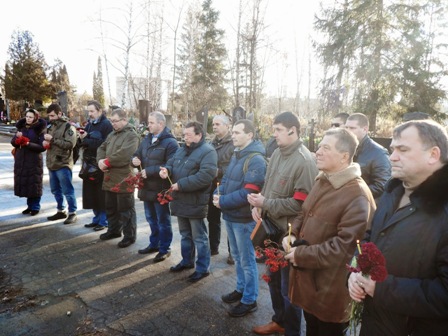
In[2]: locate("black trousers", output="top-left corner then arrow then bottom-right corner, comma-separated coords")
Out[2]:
303,311 -> 348,336
207,192 -> 222,251
105,191 -> 136,240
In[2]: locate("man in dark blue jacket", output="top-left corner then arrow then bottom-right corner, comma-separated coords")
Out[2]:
132,111 -> 179,262
160,121 -> 217,283
214,119 -> 266,317
348,120 -> 448,336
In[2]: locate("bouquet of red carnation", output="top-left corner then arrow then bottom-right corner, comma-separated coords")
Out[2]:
157,188 -> 173,205
346,241 -> 388,335
255,239 -> 289,283
15,136 -> 30,147
110,172 -> 144,193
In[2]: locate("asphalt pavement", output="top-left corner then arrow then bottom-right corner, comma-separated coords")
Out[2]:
0,134 -> 289,336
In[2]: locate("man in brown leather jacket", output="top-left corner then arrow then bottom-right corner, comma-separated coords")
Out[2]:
285,128 -> 376,336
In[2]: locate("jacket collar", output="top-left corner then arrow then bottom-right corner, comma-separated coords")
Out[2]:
212,132 -> 232,146
279,139 -> 303,157
386,164 -> 448,212
317,163 -> 361,189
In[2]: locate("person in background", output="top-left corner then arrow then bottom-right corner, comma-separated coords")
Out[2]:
160,121 -> 217,283
214,119 -> 267,317
208,115 -> 235,264
331,113 -> 349,128
348,120 -> 448,336
132,111 -> 179,262
345,113 -> 391,201
285,128 -> 376,336
43,103 -> 78,224
11,108 -> 47,216
97,108 -> 140,248
80,100 -> 113,232
249,112 -> 318,336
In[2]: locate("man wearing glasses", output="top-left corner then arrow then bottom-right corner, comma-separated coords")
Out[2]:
97,108 -> 140,248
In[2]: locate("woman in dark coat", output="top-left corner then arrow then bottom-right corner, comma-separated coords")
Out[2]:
11,109 -> 47,215
79,100 -> 113,231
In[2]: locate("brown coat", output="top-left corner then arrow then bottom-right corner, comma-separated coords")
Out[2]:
289,164 -> 376,323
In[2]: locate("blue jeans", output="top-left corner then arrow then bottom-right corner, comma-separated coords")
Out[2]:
269,264 -> 302,336
49,167 -> 77,213
27,197 -> 41,211
226,220 -> 258,305
177,216 -> 210,274
144,200 -> 173,254
92,209 -> 108,227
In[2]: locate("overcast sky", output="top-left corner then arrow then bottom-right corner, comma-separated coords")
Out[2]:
1,0 -> 320,101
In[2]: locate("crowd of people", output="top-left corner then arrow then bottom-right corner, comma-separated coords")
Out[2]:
10,104 -> 448,336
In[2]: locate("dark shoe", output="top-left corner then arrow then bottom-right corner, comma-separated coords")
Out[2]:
227,255 -> 235,265
228,301 -> 257,317
169,263 -> 194,272
138,246 -> 159,254
93,225 -> 106,231
47,212 -> 67,221
252,321 -> 285,335
211,249 -> 219,256
154,251 -> 171,263
187,271 -> 210,283
22,208 -> 31,215
64,214 -> 78,225
99,232 -> 122,240
30,210 -> 39,216
221,290 -> 243,304
84,223 -> 98,228
118,238 -> 135,248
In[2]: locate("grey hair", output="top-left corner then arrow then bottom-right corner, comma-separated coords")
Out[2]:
213,115 -> 231,125
324,128 -> 359,161
149,111 -> 166,124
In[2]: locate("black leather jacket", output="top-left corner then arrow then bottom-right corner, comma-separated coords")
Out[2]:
354,135 -> 391,200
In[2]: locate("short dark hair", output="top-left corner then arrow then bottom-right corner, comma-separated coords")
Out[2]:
324,128 -> 359,161
347,113 -> 369,128
233,119 -> 255,135
87,100 -> 102,111
394,120 -> 448,163
47,103 -> 62,115
185,121 -> 204,137
333,113 -> 349,123
274,111 -> 300,135
110,108 -> 128,120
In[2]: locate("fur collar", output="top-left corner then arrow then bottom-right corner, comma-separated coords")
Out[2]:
386,164 -> 448,212
316,163 -> 361,189
16,117 -> 47,134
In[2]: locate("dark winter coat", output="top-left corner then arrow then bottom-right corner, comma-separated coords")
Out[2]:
11,118 -> 47,198
80,114 -> 113,209
218,140 -> 266,223
133,127 -> 179,202
360,165 -> 448,336
354,135 -> 391,200
97,123 -> 140,193
165,138 -> 217,218
210,132 -> 234,181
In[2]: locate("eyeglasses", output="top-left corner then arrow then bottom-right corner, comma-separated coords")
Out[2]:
331,123 -> 341,128
110,119 -> 124,124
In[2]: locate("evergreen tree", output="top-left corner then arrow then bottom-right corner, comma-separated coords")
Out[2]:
4,30 -> 53,105
193,0 -> 228,113
95,56 -> 105,106
314,0 -> 447,128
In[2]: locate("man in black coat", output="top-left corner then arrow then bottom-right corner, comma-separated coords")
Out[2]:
80,100 -> 113,231
348,120 -> 448,336
160,121 -> 217,283
132,111 -> 179,262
